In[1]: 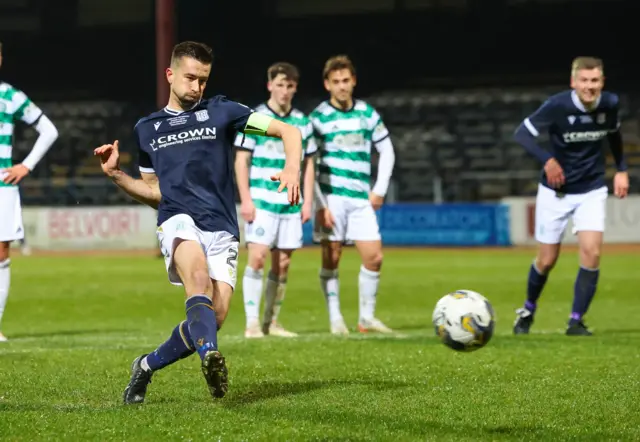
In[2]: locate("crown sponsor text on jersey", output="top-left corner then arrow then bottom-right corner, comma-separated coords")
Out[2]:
150,127 -> 217,150
562,130 -> 608,143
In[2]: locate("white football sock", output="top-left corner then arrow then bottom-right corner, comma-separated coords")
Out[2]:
320,268 -> 343,322
0,259 -> 10,328
264,272 -> 286,325
242,266 -> 263,326
359,265 -> 380,322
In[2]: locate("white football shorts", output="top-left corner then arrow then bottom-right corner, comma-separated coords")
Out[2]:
535,184 -> 607,244
156,214 -> 239,288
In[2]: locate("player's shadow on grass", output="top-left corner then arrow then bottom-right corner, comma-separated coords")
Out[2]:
223,378 -> 409,408
9,328 -> 133,339
384,323 -> 429,332
590,328 -> 640,336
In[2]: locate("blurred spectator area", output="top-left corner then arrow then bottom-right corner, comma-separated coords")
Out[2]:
12,89 -> 640,205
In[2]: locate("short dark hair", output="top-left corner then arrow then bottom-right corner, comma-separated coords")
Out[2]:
323,55 -> 356,80
171,41 -> 213,66
267,62 -> 300,83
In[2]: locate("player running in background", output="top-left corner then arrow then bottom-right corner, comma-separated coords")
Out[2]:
311,55 -> 396,335
0,41 -> 59,342
234,62 -> 316,339
513,56 -> 628,336
94,41 -> 302,404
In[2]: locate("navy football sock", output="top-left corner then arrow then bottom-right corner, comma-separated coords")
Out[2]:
145,321 -> 195,371
525,262 -> 548,312
186,295 -> 218,360
571,267 -> 599,321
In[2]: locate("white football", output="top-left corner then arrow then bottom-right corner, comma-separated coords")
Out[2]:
432,290 -> 496,352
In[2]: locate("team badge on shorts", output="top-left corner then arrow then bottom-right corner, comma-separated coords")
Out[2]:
256,227 -> 265,237
195,110 -> 209,122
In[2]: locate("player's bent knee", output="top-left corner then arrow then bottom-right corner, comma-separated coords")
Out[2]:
247,243 -> 269,270
321,241 -> 342,269
363,250 -> 383,271
211,280 -> 234,326
536,243 -> 560,269
356,240 -> 383,271
578,231 -> 602,268
184,269 -> 213,296
273,250 -> 292,276
579,245 -> 601,268
248,255 -> 266,271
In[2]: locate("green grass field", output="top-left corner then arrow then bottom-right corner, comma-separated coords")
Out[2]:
1,247 -> 639,441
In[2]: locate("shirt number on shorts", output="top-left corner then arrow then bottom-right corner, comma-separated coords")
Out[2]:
226,247 -> 238,268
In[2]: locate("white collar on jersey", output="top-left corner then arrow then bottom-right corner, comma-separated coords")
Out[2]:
571,90 -> 601,113
163,100 -> 201,115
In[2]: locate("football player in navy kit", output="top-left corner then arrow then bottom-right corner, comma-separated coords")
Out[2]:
94,41 -> 302,403
512,56 -> 628,336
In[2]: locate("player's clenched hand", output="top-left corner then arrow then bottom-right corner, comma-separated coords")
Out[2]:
369,192 -> 384,211
271,167 -> 300,205
544,158 -> 565,188
614,171 -> 629,199
1,164 -> 30,185
240,200 -> 256,223
316,208 -> 335,229
94,140 -> 121,177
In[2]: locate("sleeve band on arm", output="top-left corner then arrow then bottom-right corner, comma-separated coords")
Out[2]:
244,113 -> 273,136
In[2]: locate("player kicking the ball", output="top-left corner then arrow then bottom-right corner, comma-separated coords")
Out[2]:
311,55 -> 396,335
0,41 -> 59,342
95,41 -> 302,404
513,56 -> 628,336
234,62 -> 317,338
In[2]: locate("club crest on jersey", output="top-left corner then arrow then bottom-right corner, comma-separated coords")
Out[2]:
195,110 -> 209,122
596,113 -> 606,124
359,116 -> 368,129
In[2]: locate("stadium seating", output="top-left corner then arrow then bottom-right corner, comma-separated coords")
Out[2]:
12,90 -> 640,205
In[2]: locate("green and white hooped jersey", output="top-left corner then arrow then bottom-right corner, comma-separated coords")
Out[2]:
0,82 -> 43,187
310,100 -> 389,201
234,103 -> 317,215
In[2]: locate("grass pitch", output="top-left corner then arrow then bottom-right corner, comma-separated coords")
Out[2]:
1,247 -> 639,441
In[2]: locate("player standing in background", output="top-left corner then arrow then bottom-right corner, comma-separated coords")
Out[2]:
235,62 -> 316,339
94,41 -> 302,403
0,41 -> 59,342
311,55 -> 396,335
513,56 -> 628,336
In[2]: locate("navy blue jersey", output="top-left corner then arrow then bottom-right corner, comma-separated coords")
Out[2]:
135,96 -> 255,239
519,90 -> 621,194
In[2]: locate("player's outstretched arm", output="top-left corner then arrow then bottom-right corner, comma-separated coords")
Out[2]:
94,141 -> 161,209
